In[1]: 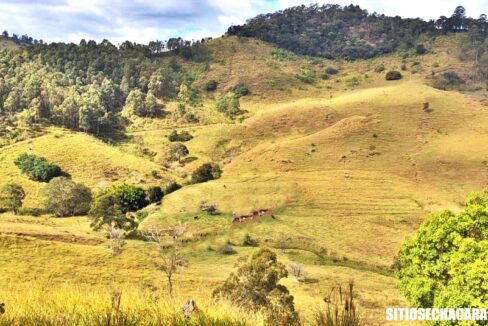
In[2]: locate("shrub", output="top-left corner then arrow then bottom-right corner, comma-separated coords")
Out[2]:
385,71 -> 402,80
168,142 -> 189,162
320,72 -> 329,80
42,177 -> 92,217
415,44 -> 427,55
213,248 -> 299,325
374,64 -> 385,73
325,66 -> 339,75
205,80 -> 218,91
296,68 -> 316,84
147,186 -> 163,204
168,130 -> 193,142
433,71 -> 465,90
233,82 -> 250,97
164,182 -> 181,195
243,234 -> 258,246
216,92 -> 241,118
218,244 -> 236,255
192,163 -> 221,184
0,183 -> 25,214
14,153 -> 61,182
200,201 -> 219,215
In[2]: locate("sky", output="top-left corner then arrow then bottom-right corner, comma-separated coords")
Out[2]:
0,0 -> 487,44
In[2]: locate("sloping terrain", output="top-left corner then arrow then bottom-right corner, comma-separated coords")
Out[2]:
1,34 -> 487,324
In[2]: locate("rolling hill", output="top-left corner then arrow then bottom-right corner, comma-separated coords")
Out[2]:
0,15 -> 487,326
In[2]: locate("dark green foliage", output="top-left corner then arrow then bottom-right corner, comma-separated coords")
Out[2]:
325,66 -> 339,75
397,191 -> 488,308
147,186 -> 163,204
168,130 -> 193,142
216,92 -> 241,118
213,248 -> 299,325
242,234 -> 258,246
232,83 -> 250,97
320,72 -> 329,80
168,142 -> 190,162
191,163 -> 222,184
89,184 -> 146,232
14,153 -> 61,182
385,71 -> 402,80
164,182 -> 182,195
374,64 -> 385,73
415,44 -> 427,54
200,201 -> 219,215
296,68 -> 316,84
433,71 -> 466,90
205,80 -> 218,91
0,183 -> 25,214
42,177 -> 92,217
228,4 -> 485,60
218,244 -> 236,255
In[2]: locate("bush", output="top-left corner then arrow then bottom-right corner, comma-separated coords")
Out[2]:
385,71 -> 402,80
243,234 -> 258,246
415,44 -> 427,55
0,183 -> 25,214
218,244 -> 236,255
192,163 -> 222,184
374,64 -> 385,73
320,72 -> 329,80
433,71 -> 465,90
168,142 -> 189,162
216,92 -> 241,118
325,66 -> 339,75
42,177 -> 92,217
205,80 -> 218,91
14,153 -> 61,182
168,130 -> 193,142
200,201 -> 219,215
233,82 -> 250,97
164,182 -> 181,195
213,248 -> 299,325
147,186 -> 163,204
296,68 -> 316,84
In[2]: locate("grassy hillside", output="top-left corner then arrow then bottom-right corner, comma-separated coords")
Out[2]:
0,33 -> 487,324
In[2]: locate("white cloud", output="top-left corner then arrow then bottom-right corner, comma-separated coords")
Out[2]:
0,0 -> 486,44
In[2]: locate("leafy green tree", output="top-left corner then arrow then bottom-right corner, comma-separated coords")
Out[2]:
213,248 -> 299,325
168,142 -> 189,163
191,163 -> 222,184
144,90 -> 159,117
122,88 -> 146,117
397,191 -> 488,309
216,92 -> 241,118
0,183 -> 25,214
41,177 -> 92,217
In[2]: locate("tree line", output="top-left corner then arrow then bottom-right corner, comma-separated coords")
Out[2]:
227,4 -> 487,60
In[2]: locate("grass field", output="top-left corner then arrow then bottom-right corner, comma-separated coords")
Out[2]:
0,34 -> 486,324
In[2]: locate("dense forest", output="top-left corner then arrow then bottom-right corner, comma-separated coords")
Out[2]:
228,4 -> 488,60
0,35 -> 210,140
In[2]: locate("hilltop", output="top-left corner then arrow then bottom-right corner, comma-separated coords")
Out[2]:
0,4 -> 488,325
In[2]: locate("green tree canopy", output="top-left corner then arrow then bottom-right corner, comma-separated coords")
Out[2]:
0,183 -> 25,214
42,177 -> 92,217
397,191 -> 488,309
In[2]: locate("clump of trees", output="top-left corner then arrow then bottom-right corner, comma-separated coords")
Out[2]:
14,153 -> 61,182
216,92 -> 241,118
89,184 -> 147,233
213,248 -> 299,325
396,191 -> 488,308
168,130 -> 193,142
191,163 -> 222,184
433,71 -> 466,90
0,183 -> 25,214
42,177 -> 92,217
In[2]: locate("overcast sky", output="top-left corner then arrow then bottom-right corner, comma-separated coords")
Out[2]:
0,0 -> 487,44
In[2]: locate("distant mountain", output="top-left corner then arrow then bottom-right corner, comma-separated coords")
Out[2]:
227,4 -> 487,60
